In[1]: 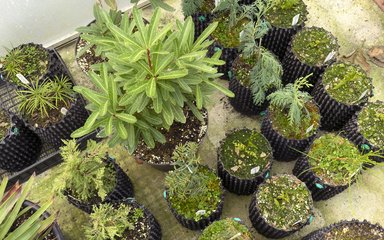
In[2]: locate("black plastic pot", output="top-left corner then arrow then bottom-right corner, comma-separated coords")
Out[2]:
293,154 -> 352,201
312,75 -> 371,131
302,219 -> 384,240
64,157 -> 135,214
190,13 -> 213,41
0,114 -> 42,172
260,111 -> 318,161
207,41 -> 239,80
23,200 -> 65,240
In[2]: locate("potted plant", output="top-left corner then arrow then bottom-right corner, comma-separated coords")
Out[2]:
282,27 -> 339,89
249,174 -> 314,239
262,0 -> 308,61
312,62 -> 373,131
217,128 -> 273,195
15,76 -> 89,148
0,175 -> 64,240
229,14 -> 283,115
164,142 -> 224,230
342,101 -> 384,163
71,8 -> 234,168
198,218 -> 253,240
293,133 -> 383,201
302,219 -> 384,240
0,43 -> 68,86
261,75 -> 320,161
0,110 -> 41,172
84,200 -> 162,240
54,139 -> 135,213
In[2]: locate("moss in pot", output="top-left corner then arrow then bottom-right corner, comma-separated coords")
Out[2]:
282,27 -> 338,88
218,128 -> 273,195
249,174 -> 313,238
261,75 -> 320,161
199,218 -> 253,240
313,62 -> 373,131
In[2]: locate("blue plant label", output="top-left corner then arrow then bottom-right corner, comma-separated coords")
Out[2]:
260,111 -> 266,117
228,70 -> 233,79
309,215 -> 314,223
163,191 -> 167,199
11,127 -> 19,136
109,156 -> 116,161
233,218 -> 241,222
198,15 -> 206,22
361,144 -> 371,151
315,183 -> 324,189
265,171 -> 270,179
214,47 -> 221,52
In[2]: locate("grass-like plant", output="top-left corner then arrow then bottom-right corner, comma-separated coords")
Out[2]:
54,139 -> 116,202
199,218 -> 253,240
85,202 -> 144,240
0,175 -> 55,240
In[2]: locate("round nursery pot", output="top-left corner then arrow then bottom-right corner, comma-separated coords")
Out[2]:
22,200 -> 64,240
302,219 -> 384,240
261,102 -> 320,161
164,166 -> 224,230
1,43 -> 68,86
182,0 -> 215,40
262,0 -> 308,61
134,108 -> 208,171
64,157 -> 135,213
312,62 -> 373,131
282,27 -> 339,91
0,112 -> 41,172
249,174 -> 314,239
342,102 -> 384,163
198,218 -> 254,239
217,128 -> 273,195
293,133 -> 360,201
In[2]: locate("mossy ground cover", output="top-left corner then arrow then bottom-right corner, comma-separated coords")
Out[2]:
324,222 -> 384,240
232,54 -> 258,86
220,129 -> 271,179
0,111 -> 10,140
265,0 -> 307,28
292,27 -> 338,66
199,0 -> 215,14
256,175 -> 312,231
269,101 -> 320,139
199,218 -> 253,240
358,102 -> 384,148
322,63 -> 372,105
211,15 -> 249,48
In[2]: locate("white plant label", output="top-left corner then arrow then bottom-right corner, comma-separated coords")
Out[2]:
251,166 -> 260,175
0,63 -> 3,68
196,210 -> 206,215
16,73 -> 30,85
306,124 -> 314,134
324,51 -> 336,63
239,30 -> 245,40
358,89 -> 369,101
215,0 -> 221,7
61,107 -> 68,115
292,14 -> 300,26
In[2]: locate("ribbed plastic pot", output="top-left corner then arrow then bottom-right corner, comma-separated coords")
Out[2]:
302,219 -> 384,240
293,154 -> 351,201
65,157 -> 135,214
312,76 -> 369,131
23,200 -> 65,240
33,96 -> 89,149
0,115 -> 42,172
207,41 -> 239,80
190,13 -> 213,41
260,112 -> 318,161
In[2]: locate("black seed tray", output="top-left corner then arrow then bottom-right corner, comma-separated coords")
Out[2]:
65,157 -> 135,214
207,41 -> 239,80
0,115 -> 42,172
261,112 -> 317,161
293,155 -> 350,201
302,219 -> 384,240
191,13 -> 213,41
228,73 -> 268,115
312,77 -> 363,131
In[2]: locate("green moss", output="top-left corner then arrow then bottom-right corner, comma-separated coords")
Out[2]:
200,0 -> 215,14
167,166 -> 222,221
211,15 -> 249,48
358,103 -> 384,148
220,129 -> 272,179
0,111 -> 10,140
265,0 -> 307,28
307,133 -> 362,186
291,27 -> 338,66
322,63 -> 372,105
199,218 -> 253,240
232,54 -> 258,86
269,101 -> 320,139
324,222 -> 384,239
257,175 -> 312,231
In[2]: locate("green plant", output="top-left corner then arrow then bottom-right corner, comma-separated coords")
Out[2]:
265,0 -> 307,28
16,76 -> 75,120
71,7 -> 234,154
358,102 -> 384,148
98,0 -> 174,11
278,0 -> 300,10
171,141 -> 200,164
0,175 -> 55,240
199,218 -> 253,240
182,0 -> 215,16
54,139 -> 116,202
85,202 -> 144,240
0,111 -> 10,140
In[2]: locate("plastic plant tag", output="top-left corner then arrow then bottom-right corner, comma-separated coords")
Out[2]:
315,183 -> 324,189
215,0 -> 221,7
228,70 -> 233,79
198,15 -> 206,22
16,73 -> 30,85
292,14 -> 300,26
361,144 -> 371,151
214,47 -> 221,52
229,233 -> 242,240
0,63 -> 2,68
60,107 -> 68,116
306,124 -> 314,134
260,111 -> 266,117
233,217 -> 241,222
324,51 -> 336,63
11,127 -> 19,136
265,171 -> 270,179
309,215 -> 314,223
239,30 -> 245,40
251,166 -> 260,175
196,210 -> 206,215
357,89 -> 369,102
163,191 -> 167,199
187,166 -> 193,173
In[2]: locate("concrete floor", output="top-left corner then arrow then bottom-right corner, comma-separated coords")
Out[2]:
28,0 -> 384,239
